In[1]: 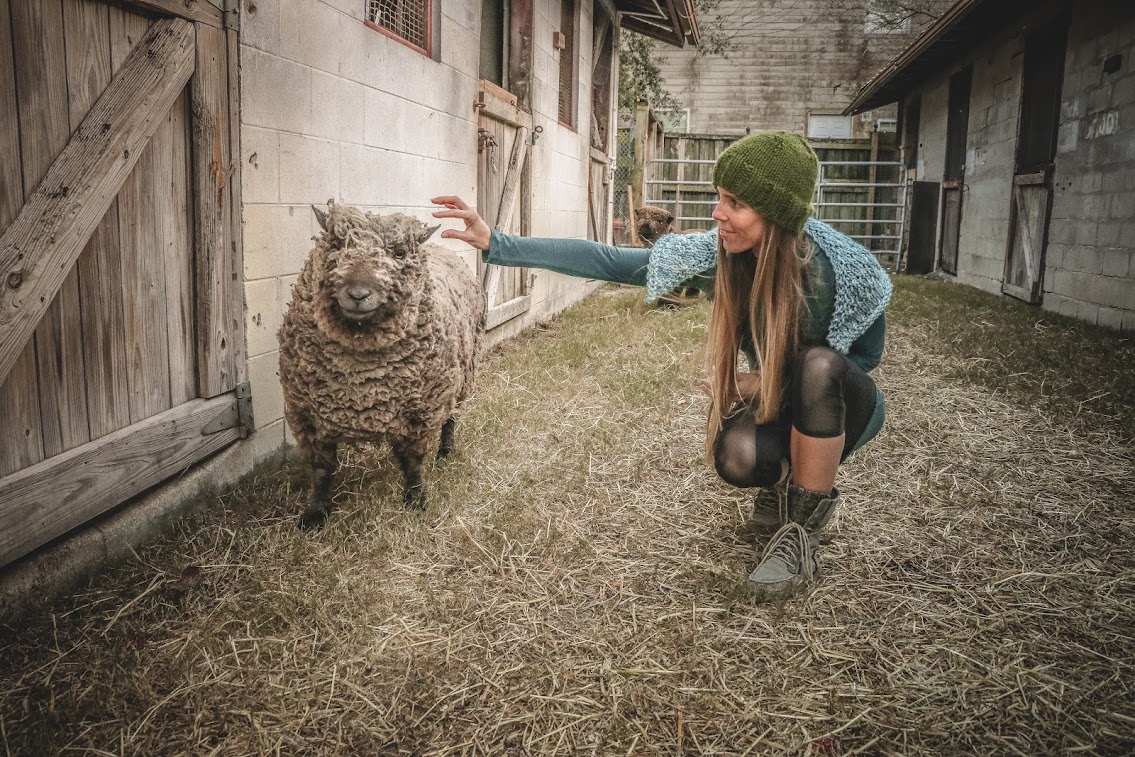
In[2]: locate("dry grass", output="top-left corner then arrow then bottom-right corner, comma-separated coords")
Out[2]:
1,278 -> 1133,755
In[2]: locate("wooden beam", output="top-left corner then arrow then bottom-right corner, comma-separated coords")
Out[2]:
193,21 -> 241,397
0,392 -> 241,568
0,17 -> 195,387
485,295 -> 531,330
476,86 -> 532,130
103,0 -> 223,27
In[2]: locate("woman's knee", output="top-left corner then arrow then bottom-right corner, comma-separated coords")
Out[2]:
794,346 -> 848,391
792,346 -> 851,438
713,419 -> 787,488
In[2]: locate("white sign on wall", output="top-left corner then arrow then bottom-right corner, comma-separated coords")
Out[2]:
807,113 -> 854,140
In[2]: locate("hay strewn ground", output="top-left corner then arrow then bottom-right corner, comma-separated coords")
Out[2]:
1,277 -> 1133,755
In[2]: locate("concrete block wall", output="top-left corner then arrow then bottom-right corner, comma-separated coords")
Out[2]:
1046,1 -> 1135,330
240,0 -> 608,447
954,37 -> 1023,294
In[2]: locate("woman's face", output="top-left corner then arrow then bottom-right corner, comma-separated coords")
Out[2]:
712,188 -> 766,254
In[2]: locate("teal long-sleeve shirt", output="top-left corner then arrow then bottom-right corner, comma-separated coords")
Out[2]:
485,229 -> 887,374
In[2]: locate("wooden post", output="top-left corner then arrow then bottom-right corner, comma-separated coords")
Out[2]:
630,99 -> 649,218
627,183 -> 639,246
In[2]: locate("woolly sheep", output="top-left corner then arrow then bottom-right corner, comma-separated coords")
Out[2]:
635,205 -> 676,246
278,202 -> 485,529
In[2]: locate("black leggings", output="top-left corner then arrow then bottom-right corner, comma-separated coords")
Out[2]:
713,346 -> 878,488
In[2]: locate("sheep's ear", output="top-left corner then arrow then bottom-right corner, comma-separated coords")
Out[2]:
416,223 -> 440,245
312,205 -> 330,232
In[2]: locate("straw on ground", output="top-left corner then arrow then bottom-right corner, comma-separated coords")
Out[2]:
1,278 -> 1133,755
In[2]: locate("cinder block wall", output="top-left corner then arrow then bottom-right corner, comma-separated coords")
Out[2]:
1047,2 -> 1135,330
239,0 -> 606,449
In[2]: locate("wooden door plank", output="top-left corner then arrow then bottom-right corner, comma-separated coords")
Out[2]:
0,0 -> 45,476
12,0 -> 91,458
64,0 -> 132,440
193,22 -> 240,398
0,16 -> 195,390
0,392 -> 241,568
162,88 -> 196,406
111,10 -> 172,421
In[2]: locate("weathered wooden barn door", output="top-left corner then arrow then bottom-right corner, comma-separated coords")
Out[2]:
476,87 -> 531,329
939,65 -> 971,276
1003,22 -> 1067,303
476,0 -> 533,330
0,1 -> 245,568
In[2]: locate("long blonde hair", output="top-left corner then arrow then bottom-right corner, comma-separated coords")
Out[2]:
705,223 -> 811,456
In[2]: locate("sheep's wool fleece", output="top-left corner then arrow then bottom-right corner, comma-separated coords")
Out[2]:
278,208 -> 484,459
645,218 -> 892,353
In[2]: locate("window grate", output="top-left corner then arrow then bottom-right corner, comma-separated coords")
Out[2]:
557,0 -> 575,125
366,0 -> 430,53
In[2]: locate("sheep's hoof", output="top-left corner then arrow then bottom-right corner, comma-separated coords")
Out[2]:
299,506 -> 329,531
403,489 -> 426,511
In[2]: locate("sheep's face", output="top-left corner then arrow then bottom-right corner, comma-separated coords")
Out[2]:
312,205 -> 439,329
636,206 -> 674,245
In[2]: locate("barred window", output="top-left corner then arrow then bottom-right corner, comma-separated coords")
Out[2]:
557,0 -> 576,126
365,0 -> 432,55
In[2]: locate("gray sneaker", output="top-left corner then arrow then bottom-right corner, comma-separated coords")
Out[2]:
746,522 -> 821,599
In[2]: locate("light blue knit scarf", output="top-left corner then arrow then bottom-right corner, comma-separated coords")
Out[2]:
645,218 -> 893,354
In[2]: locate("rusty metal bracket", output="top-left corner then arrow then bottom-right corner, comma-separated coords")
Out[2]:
202,381 -> 254,437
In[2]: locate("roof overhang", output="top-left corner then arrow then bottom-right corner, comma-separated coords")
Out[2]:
615,0 -> 700,48
843,0 -> 1049,115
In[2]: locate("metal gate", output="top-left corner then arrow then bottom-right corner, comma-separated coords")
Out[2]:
813,160 -> 907,269
643,157 -> 908,267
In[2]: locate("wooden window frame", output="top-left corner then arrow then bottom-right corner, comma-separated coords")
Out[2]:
364,0 -> 433,58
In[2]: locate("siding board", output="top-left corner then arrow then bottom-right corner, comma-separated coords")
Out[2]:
63,0 -> 132,440
13,0 -> 92,458
0,0 -> 45,476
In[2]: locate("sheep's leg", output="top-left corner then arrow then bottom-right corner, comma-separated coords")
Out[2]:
438,418 -> 456,459
394,445 -> 427,510
299,440 -> 338,530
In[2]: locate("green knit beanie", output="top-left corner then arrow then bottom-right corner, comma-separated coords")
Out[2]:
712,131 -> 819,234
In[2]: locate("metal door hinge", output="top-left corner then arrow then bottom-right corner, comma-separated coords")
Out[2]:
224,0 -> 241,31
202,381 -> 254,437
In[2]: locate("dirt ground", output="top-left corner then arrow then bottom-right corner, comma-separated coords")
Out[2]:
1,277 -> 1133,755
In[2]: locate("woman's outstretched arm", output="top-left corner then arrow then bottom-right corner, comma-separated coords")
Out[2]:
432,196 -> 651,287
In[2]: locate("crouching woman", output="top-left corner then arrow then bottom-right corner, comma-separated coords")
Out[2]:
432,131 -> 892,601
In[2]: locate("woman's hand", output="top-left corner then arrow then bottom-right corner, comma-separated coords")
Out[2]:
734,370 -> 761,400
431,196 -> 491,251
697,371 -> 761,402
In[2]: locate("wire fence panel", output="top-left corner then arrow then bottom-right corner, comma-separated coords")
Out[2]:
641,157 -> 908,269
